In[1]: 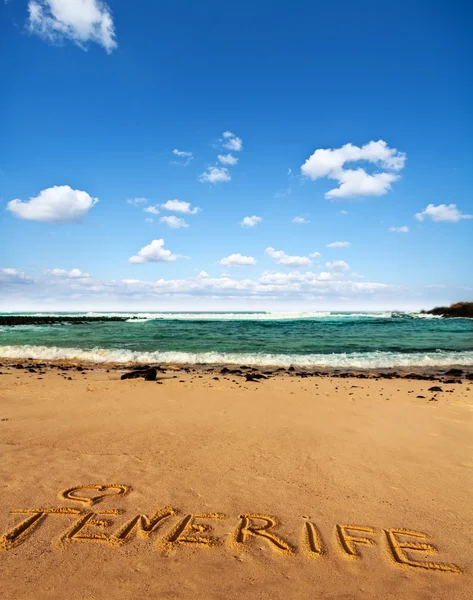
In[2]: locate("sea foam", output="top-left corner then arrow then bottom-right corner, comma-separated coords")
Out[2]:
0,344 -> 471,368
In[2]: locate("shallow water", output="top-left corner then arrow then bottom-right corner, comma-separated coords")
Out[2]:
0,312 -> 472,367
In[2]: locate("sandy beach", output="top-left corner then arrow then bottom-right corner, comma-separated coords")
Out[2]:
1,362 -> 472,599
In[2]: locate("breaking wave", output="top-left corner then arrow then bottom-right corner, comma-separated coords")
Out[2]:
0,345 -> 471,368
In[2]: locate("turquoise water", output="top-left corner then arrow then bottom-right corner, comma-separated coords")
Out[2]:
0,312 -> 472,368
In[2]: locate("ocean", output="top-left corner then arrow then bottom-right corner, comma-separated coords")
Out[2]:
1,311 -> 472,368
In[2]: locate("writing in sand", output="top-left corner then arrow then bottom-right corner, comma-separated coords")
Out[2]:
0,484 -> 461,573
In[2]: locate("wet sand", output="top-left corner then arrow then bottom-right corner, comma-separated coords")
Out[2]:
0,362 -> 472,599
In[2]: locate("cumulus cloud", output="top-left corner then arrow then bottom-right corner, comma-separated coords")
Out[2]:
301,140 -> 405,198
415,204 -> 473,223
27,0 -> 117,53
326,260 -> 350,272
160,199 -> 200,214
199,166 -> 231,184
127,197 -> 148,205
219,254 -> 257,267
129,239 -> 178,264
265,248 -> 311,268
218,154 -> 238,166
309,252 -> 321,258
292,216 -> 309,224
172,149 -> 193,166
241,215 -> 262,227
199,131 -> 242,184
0,268 -> 34,284
159,215 -> 189,229
144,205 -> 160,215
222,131 -> 243,152
389,226 -> 409,233
327,241 -> 350,248
46,268 -> 91,278
7,185 -> 98,223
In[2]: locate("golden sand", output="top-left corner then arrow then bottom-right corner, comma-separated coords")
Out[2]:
0,365 -> 472,599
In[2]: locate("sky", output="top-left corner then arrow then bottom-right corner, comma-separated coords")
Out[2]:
1,0 -> 472,312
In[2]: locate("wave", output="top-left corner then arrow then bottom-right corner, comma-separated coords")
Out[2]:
0,345 -> 471,368
0,311 -> 444,322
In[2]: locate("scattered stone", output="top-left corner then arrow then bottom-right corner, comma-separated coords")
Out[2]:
416,395 -> 425,399
444,368 -> 463,377
428,386 -> 443,392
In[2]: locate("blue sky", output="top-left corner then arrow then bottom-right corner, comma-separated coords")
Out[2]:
1,0 -> 472,311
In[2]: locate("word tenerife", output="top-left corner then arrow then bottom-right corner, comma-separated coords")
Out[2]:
0,485 -> 461,573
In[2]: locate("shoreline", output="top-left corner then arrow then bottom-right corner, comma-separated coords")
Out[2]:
1,356 -> 471,381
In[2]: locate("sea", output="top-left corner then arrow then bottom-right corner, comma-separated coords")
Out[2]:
0,311 -> 472,369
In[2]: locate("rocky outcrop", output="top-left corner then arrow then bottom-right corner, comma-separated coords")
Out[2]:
0,316 -> 128,326
423,302 -> 473,318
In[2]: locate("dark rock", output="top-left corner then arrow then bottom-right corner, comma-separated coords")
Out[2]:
423,302 -> 473,319
444,368 -> 463,377
28,368 -> 37,373
416,395 -> 426,398
76,366 -> 84,371
428,386 -> 443,392
288,366 -> 295,372
121,368 -> 157,381
213,377 -> 219,380
465,373 -> 473,380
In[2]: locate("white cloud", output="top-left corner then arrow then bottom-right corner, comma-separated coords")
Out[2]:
0,268 -> 33,284
46,268 -> 91,278
172,149 -> 193,166
265,248 -> 311,268
127,197 -> 148,205
389,226 -> 409,233
27,0 -> 117,53
326,170 -> 399,199
199,166 -> 231,184
159,215 -> 189,229
415,204 -> 473,223
241,215 -> 262,227
219,254 -> 256,267
144,205 -> 160,215
309,252 -> 321,258
172,149 -> 192,158
222,131 -> 243,152
301,140 -> 405,198
292,216 -> 309,224
129,239 -> 178,264
198,271 -> 209,278
160,199 -> 200,214
145,217 -> 153,224
339,210 -> 348,215
326,260 -> 350,272
7,185 -> 98,223
218,153 -> 238,166
327,241 -> 350,248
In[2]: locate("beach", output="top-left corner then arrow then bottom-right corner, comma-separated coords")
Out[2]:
1,361 -> 472,599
